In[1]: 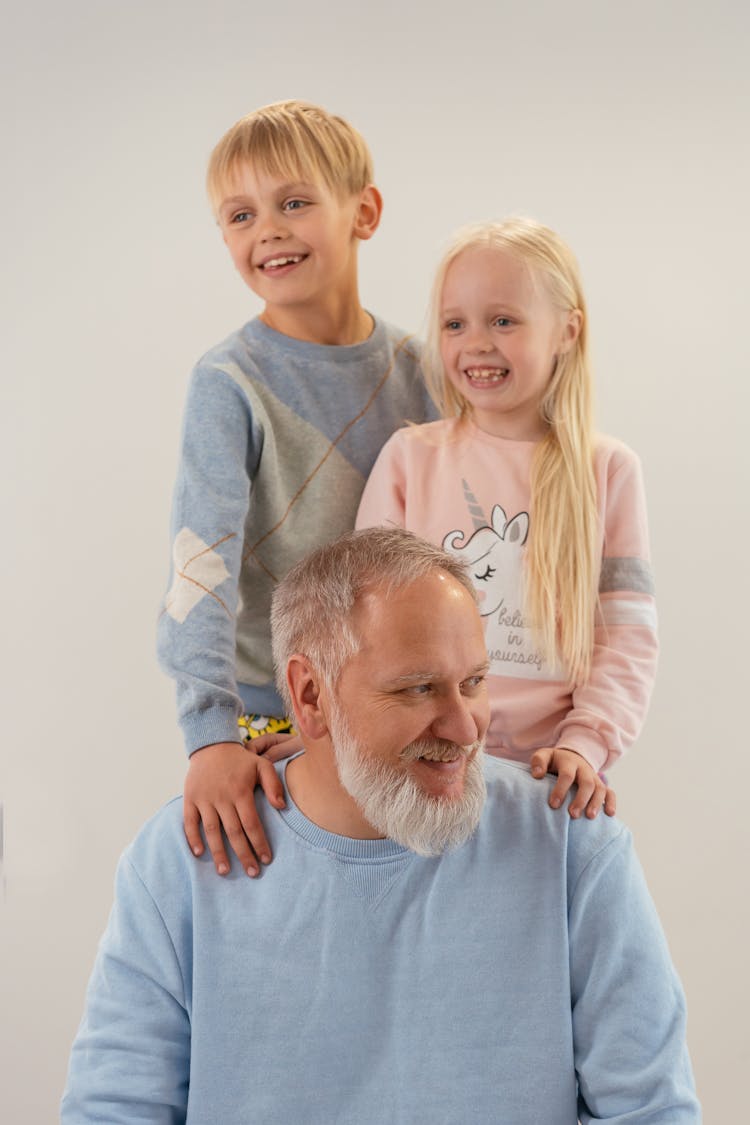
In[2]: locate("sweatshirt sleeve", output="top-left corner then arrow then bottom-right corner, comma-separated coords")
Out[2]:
556,448 -> 658,771
355,430 -> 408,529
157,365 -> 261,754
61,853 -> 191,1124
568,824 -> 700,1121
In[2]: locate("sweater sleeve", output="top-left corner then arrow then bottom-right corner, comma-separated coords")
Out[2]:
355,430 -> 408,529
157,365 -> 260,754
61,854 -> 191,1124
556,449 -> 658,772
568,824 -> 700,1121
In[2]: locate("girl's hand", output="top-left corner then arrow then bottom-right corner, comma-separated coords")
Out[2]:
530,747 -> 616,819
183,742 -> 286,877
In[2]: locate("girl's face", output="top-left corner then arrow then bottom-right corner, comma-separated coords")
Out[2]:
439,246 -> 580,440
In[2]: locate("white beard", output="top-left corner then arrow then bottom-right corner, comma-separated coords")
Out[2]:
328,704 -> 487,857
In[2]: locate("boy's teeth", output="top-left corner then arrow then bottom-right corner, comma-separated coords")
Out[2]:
263,255 -> 303,268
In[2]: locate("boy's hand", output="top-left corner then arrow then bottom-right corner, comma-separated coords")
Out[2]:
253,732 -> 303,763
184,742 -> 286,877
530,747 -> 616,820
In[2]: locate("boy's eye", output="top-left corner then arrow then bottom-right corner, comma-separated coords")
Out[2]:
492,316 -> 512,327
231,210 -> 253,224
284,198 -> 309,212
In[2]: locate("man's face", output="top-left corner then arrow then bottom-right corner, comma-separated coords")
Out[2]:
326,570 -> 491,854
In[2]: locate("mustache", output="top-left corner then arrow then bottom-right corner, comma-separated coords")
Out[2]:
399,737 -> 484,763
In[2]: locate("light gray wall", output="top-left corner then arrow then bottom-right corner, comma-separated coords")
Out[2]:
2,0 -> 747,1118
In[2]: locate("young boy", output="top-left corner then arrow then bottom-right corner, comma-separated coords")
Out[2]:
157,101 -> 433,879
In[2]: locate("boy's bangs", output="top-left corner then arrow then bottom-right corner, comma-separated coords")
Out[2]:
207,102 -> 372,211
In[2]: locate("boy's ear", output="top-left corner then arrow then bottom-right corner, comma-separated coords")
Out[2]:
352,185 -> 383,242
286,655 -> 330,740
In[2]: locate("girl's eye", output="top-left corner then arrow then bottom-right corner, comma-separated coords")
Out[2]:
475,565 -> 496,582
493,316 -> 512,328
443,320 -> 463,331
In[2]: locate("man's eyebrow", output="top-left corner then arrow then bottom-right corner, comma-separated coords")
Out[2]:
383,661 -> 490,688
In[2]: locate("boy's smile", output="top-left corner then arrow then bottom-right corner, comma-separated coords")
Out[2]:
216,167 -> 381,344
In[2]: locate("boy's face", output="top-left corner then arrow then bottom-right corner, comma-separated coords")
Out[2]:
216,165 -> 373,331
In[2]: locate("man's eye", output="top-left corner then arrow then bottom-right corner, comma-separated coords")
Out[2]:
462,674 -> 486,692
475,565 -> 496,582
404,684 -> 431,696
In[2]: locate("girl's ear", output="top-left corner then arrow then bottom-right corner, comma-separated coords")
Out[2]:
558,308 -> 583,355
352,185 -> 383,242
286,655 -> 330,740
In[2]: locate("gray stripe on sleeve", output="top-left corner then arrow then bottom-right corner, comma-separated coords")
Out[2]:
599,557 -> 655,596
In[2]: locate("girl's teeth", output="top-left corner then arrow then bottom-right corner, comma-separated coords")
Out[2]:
466,369 -> 508,385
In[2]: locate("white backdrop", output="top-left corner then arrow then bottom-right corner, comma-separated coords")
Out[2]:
2,1 -> 747,1118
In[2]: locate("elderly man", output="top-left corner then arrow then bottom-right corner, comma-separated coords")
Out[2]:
62,528 -> 699,1123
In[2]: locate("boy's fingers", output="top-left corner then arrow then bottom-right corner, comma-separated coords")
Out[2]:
183,800 -> 205,858
235,793 -> 273,868
252,732 -> 293,757
263,734 -> 304,764
604,787 -> 617,817
200,809 -> 233,877
217,804 -> 261,877
257,756 -> 286,808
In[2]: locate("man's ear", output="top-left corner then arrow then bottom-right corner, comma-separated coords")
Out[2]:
352,184 -> 383,242
286,655 -> 330,740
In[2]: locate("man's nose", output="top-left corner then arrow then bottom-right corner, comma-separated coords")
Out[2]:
430,689 -> 486,748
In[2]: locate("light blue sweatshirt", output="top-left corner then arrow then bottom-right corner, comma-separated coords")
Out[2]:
157,317 -> 433,753
62,758 -> 700,1123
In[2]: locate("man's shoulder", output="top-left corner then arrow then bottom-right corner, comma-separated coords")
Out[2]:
120,797 -> 191,887
480,756 -> 628,868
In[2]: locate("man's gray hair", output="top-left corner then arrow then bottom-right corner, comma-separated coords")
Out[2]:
270,527 -> 476,713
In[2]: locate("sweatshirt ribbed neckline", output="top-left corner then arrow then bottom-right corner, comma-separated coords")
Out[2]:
243,314 -> 386,365
278,760 -> 410,861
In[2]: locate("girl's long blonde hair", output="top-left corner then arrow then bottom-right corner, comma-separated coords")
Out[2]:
423,217 -> 599,686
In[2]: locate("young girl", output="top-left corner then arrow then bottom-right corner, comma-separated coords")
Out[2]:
356,217 -> 658,819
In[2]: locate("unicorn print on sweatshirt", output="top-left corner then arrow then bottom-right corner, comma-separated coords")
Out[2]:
442,483 -> 556,681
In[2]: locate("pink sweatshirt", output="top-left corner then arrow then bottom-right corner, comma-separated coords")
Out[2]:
356,419 -> 657,772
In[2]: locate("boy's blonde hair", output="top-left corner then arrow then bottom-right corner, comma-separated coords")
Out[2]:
424,217 -> 599,686
206,100 -> 374,211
